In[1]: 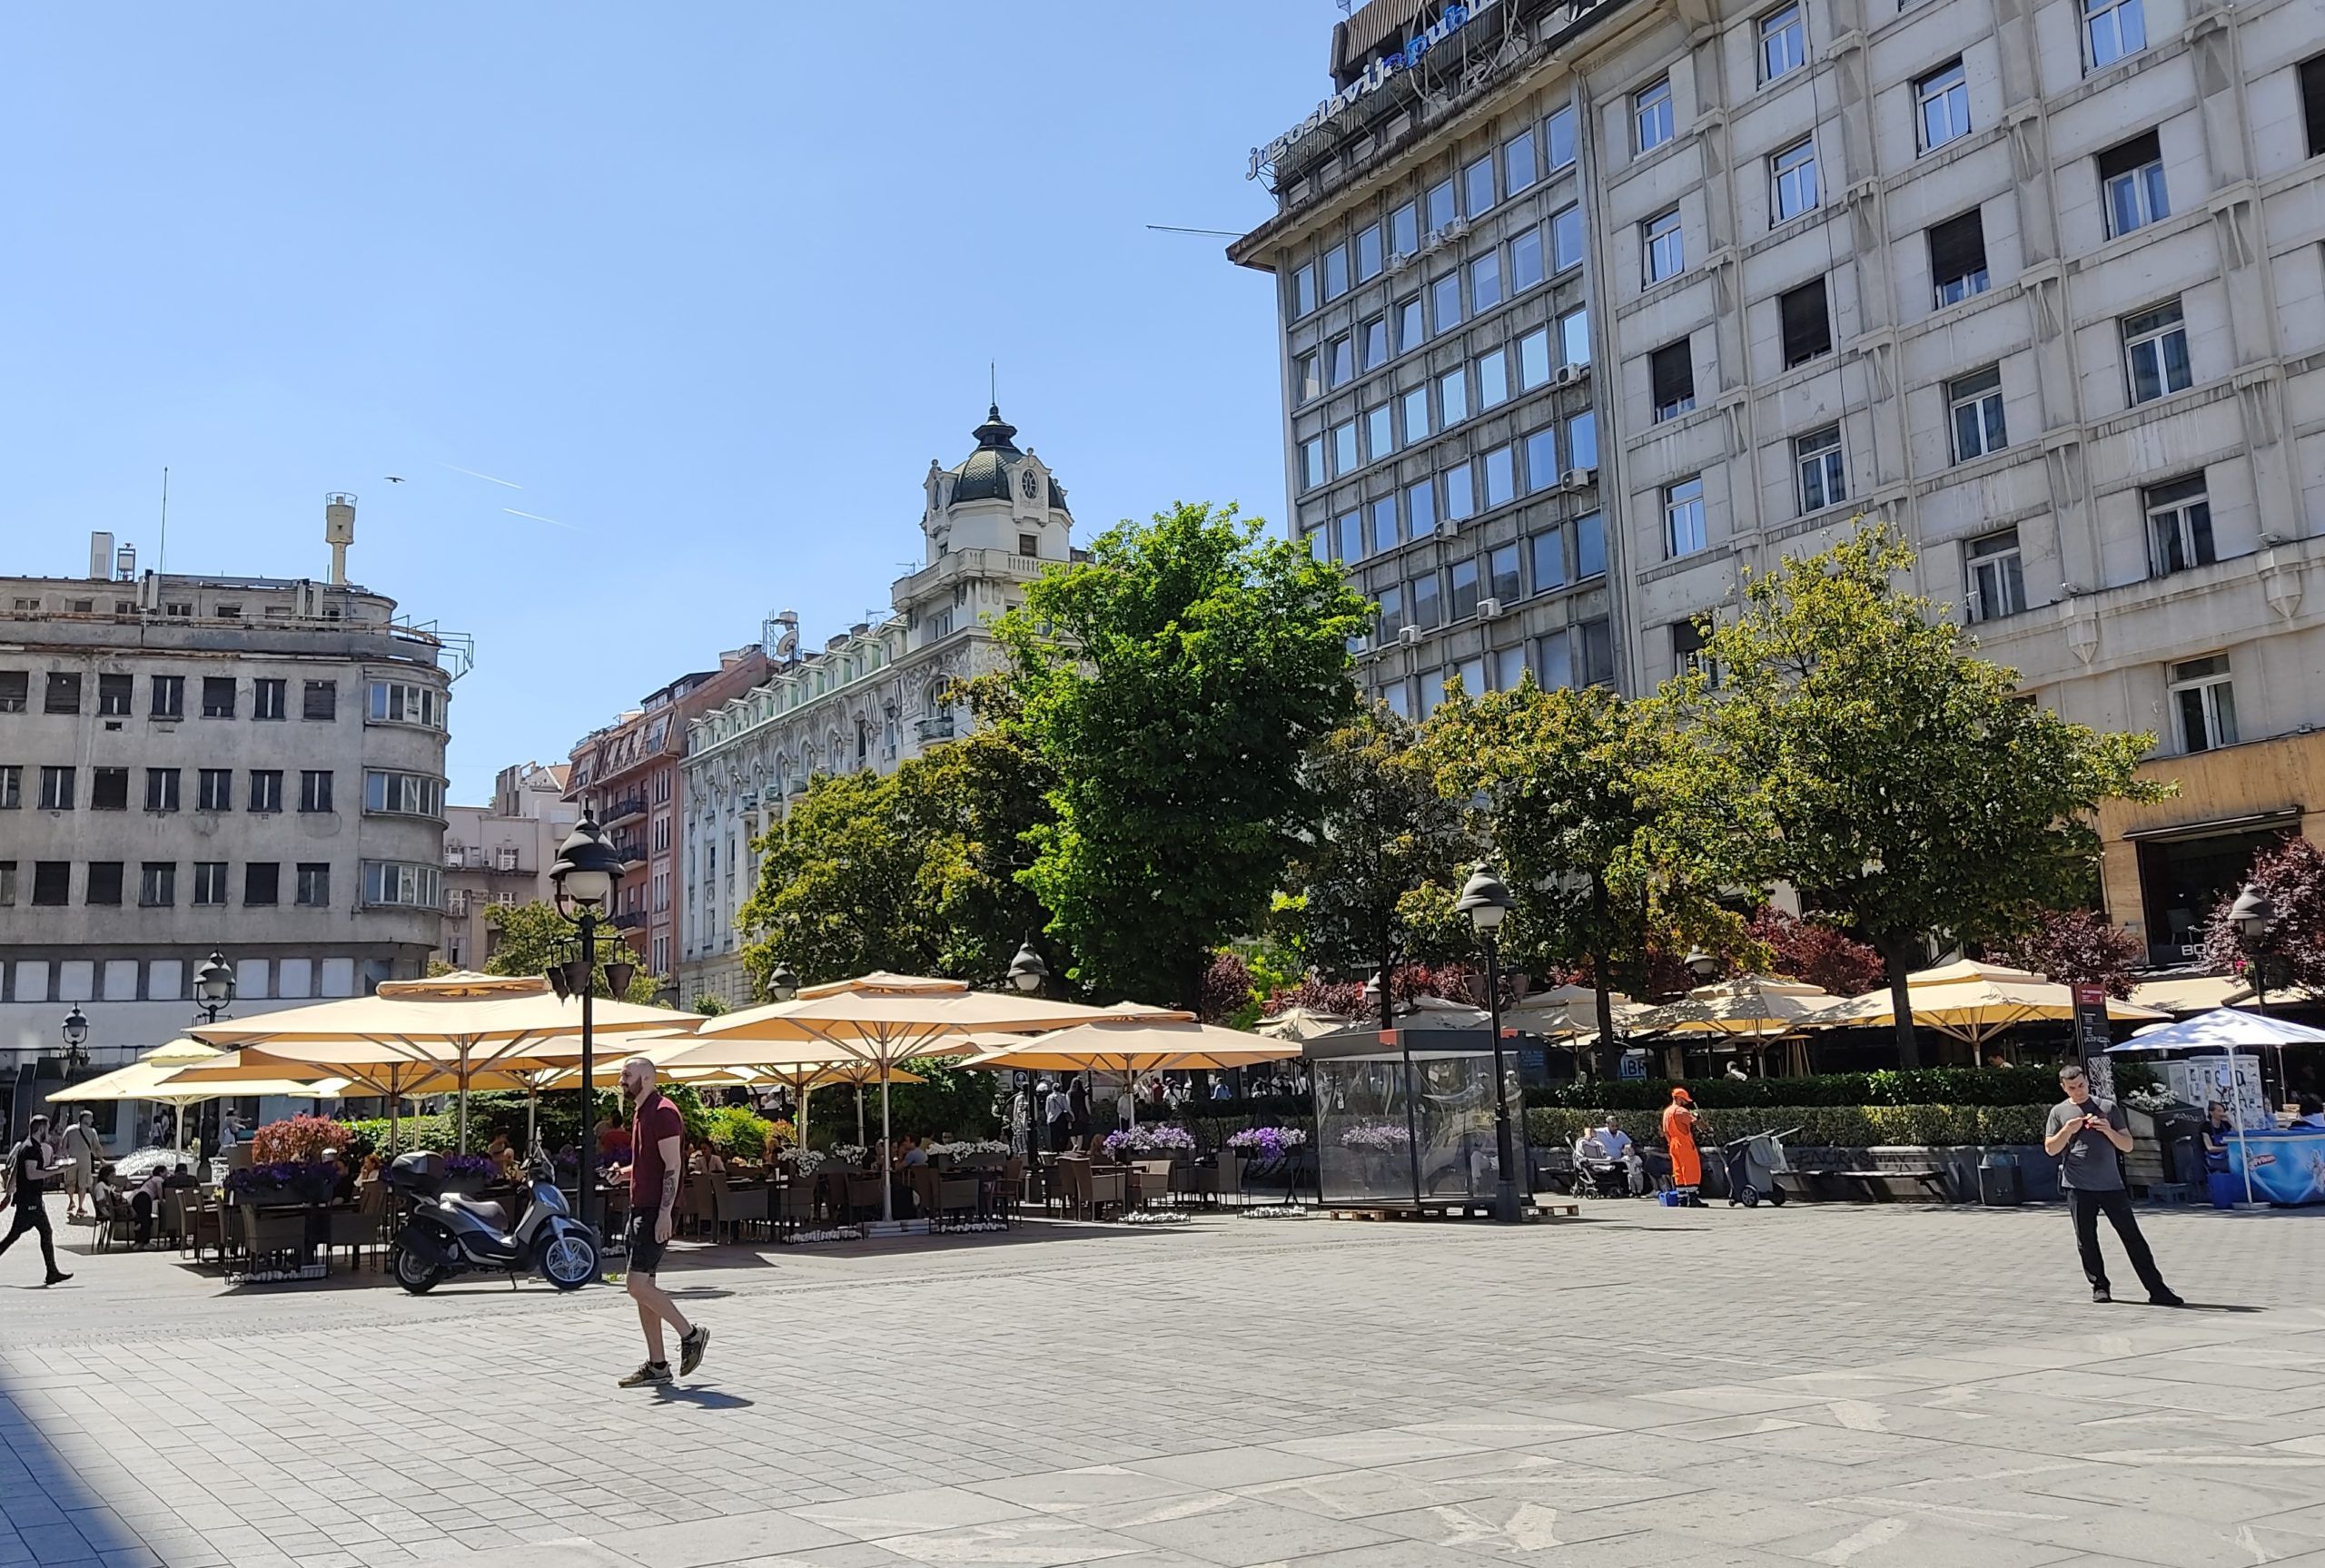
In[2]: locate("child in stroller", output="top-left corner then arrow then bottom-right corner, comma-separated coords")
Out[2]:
1570,1121 -> 1640,1198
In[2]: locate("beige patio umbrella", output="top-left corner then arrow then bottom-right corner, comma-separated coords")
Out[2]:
659,981 -> 1182,1222
164,1049 -> 567,1151
668,1057 -> 927,1152
1800,959 -> 2167,1047
1635,974 -> 1842,1077
190,971 -> 695,1149
47,1040 -> 347,1152
1255,1006 -> 1353,1043
967,1020 -> 1300,1129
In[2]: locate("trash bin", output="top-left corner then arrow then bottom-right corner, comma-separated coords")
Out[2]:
1977,1149 -> 2023,1207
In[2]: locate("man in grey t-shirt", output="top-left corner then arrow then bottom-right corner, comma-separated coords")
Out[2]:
2043,1063 -> 2182,1306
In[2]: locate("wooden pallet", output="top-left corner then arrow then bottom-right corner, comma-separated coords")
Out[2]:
1327,1201 -> 1584,1223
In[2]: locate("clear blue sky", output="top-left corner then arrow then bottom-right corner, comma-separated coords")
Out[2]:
1,3 -> 1335,802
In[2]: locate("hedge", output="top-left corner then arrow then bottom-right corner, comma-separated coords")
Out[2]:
1525,1102 -> 2051,1149
1524,1066 -> 2074,1110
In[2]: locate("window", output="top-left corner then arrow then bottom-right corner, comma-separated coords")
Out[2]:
1569,409 -> 1598,470
2172,656 -> 2238,752
1019,532 -> 1039,557
201,676 -> 235,718
0,862 -> 14,905
2123,300 -> 2191,403
2084,0 -> 2144,69
1335,510 -> 1364,562
1445,463 -> 1477,523
1511,227 -> 1545,291
1524,426 -> 1560,493
1966,528 -> 2026,621
151,674 -> 183,718
34,862 -> 69,906
245,863 -> 281,906
1356,222 -> 1383,282
90,767 -> 128,811
1672,619 -> 1714,680
1449,558 -> 1482,619
1332,420 -> 1359,475
1547,104 -> 1578,168
1578,513 -> 1607,578
1796,425 -> 1846,513
193,862 -> 228,905
1426,178 -> 1457,232
364,861 -> 440,909
245,770 -> 282,813
1360,316 -> 1389,370
1292,263 -> 1317,317
2304,54 -> 2325,160
1401,385 -> 1431,444
1928,209 -> 1990,307
38,765 -> 74,811
1430,271 -> 1462,333
1635,78 -> 1674,153
197,768 -> 232,812
1463,153 -> 1496,216
2146,476 -> 2216,577
1760,4 -> 1806,81
1323,243 -> 1349,301
1560,307 -> 1591,366
1644,209 -> 1684,283
297,863 -> 331,907
97,674 -> 132,715
1518,327 -> 1552,389
303,680 -> 336,721
1306,526 -> 1329,562
1770,139 -> 1819,222
1469,251 -> 1503,313
1535,630 -> 1574,688
1410,571 -> 1442,629
1406,478 -> 1439,537
0,765 -> 15,809
1650,340 -> 1696,421
1370,496 -> 1400,554
1438,367 -> 1469,425
1328,335 -> 1354,387
144,767 -> 179,812
368,680 -> 444,729
1482,445 -> 1516,508
1366,403 -> 1394,459
1917,62 -> 1970,153
45,672 -> 81,715
1550,205 -> 1584,272
1301,437 -> 1326,490
133,861 -> 173,908
0,670 -> 22,712
2098,131 -> 2167,238
1390,201 -> 1419,258
252,677 -> 286,720
1580,616 -> 1616,685
1948,366 -> 2007,460
1505,128 -> 1538,193
1666,478 -> 1708,557
365,770 -> 445,817
1396,295 -> 1425,351
1297,353 -> 1324,406
1531,524 -> 1569,591
1478,348 -> 1510,409
299,769 -> 334,813
1378,585 -> 1407,640
82,862 -> 123,906
1778,280 -> 1832,368
1489,544 -> 1522,605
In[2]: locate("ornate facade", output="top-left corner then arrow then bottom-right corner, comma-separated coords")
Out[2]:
677,406 -> 1074,1008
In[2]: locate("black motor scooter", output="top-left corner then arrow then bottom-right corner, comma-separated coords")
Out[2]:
387,1149 -> 599,1293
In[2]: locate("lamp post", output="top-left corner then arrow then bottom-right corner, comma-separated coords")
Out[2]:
1683,949 -> 1720,984
1005,941 -> 1050,1172
1455,863 -> 1525,1224
2231,884 -> 2276,1016
193,951 -> 236,1024
767,965 -> 800,1003
60,1005 -> 90,1072
549,815 -> 628,1241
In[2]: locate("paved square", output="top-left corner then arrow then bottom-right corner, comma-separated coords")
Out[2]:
5,1197 -> 2324,1568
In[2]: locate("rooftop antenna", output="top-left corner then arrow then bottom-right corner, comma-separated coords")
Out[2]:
990,360 -> 997,407
157,468 -> 168,577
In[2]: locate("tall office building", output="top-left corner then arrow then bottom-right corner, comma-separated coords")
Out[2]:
1233,0 -> 2325,965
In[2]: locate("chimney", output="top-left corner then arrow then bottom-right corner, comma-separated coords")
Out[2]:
89,531 -> 114,581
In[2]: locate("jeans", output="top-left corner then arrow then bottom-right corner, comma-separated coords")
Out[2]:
2068,1186 -> 2170,1296
1,1198 -> 59,1276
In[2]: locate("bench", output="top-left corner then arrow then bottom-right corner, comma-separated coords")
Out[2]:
1790,1167 -> 1949,1202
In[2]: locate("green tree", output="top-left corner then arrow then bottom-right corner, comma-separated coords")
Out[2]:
483,902 -> 663,1003
995,501 -> 1369,1009
905,677 -> 1061,984
738,769 -> 944,992
1669,524 -> 2169,1067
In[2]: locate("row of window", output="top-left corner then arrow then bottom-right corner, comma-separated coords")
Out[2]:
0,672 -> 446,729
0,765 -> 442,817
1290,103 -> 1582,319
1311,412 -> 1601,565
1372,514 -> 1610,640
1376,616 -> 1618,719
1301,310 -> 1594,490
0,859 -> 332,909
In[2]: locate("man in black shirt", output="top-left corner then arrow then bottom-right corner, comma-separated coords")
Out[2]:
3,1114 -> 74,1286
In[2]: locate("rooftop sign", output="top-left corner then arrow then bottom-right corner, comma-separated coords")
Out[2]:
1247,0 -> 1506,180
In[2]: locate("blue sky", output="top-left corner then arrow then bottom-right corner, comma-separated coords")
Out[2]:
0,3 -> 1333,801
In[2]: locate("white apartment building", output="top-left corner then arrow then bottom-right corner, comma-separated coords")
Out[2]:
675,405 -> 1075,1009
437,761 -> 576,971
1236,0 -> 2325,968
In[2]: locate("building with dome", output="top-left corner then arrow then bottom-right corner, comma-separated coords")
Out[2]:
674,405 -> 1075,1009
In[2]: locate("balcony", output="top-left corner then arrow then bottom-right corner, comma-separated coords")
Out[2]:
914,715 -> 956,744
614,839 -> 649,870
601,794 -> 649,827
609,910 -> 647,931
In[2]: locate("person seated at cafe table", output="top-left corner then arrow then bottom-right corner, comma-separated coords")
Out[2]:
487,1133 -> 519,1181
2291,1098 -> 2325,1130
896,1136 -> 927,1169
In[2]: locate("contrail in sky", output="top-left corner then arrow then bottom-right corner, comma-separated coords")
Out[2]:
439,460 -> 522,488
503,508 -> 574,530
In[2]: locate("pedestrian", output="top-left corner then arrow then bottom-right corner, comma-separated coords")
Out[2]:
615,1055 -> 708,1388
1114,1081 -> 1134,1133
2,1115 -> 74,1286
1662,1088 -> 1703,1206
1068,1076 -> 1091,1140
1043,1080 -> 1073,1152
2044,1062 -> 2183,1306
62,1110 -> 102,1221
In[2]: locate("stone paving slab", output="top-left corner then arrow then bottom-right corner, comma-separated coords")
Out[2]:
5,1195 -> 2325,1566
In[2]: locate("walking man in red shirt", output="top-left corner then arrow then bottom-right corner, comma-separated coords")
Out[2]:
617,1056 -> 707,1387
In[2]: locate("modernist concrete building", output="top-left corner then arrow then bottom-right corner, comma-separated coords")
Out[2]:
1235,0 -> 2325,967
676,404 -> 1074,1010
437,761 -> 575,972
0,524 -> 456,1138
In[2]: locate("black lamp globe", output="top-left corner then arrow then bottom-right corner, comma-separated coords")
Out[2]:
549,816 -> 623,913
1006,942 -> 1049,994
2231,884 -> 2275,942
1455,864 -> 1514,932
1684,949 -> 1721,981
61,1004 -> 90,1050
193,951 -> 237,1021
768,965 -> 800,1003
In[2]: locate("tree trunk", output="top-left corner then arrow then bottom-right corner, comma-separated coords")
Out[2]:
1589,874 -> 1620,1080
1884,940 -> 1921,1070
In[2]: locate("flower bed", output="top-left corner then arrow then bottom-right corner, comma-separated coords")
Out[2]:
1225,1126 -> 1308,1162
1102,1124 -> 1197,1159
224,1159 -> 342,1204
926,1139 -> 1010,1159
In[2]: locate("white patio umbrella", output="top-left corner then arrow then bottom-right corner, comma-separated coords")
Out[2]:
2111,1007 -> 2325,1205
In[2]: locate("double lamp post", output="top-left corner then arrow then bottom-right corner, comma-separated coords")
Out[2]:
1454,863 -> 1527,1225
545,815 -> 636,1238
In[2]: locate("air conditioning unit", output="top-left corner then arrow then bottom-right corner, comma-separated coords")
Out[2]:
1442,218 -> 1471,241
1386,251 -> 1413,273
1421,229 -> 1445,253
1552,364 -> 1579,387
1398,625 -> 1423,645
1477,597 -> 1502,619
1562,468 -> 1598,489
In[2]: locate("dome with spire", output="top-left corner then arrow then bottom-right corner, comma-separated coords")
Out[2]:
945,404 -> 1069,511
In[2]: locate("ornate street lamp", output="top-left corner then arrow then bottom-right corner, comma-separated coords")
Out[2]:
1006,941 -> 1048,994
193,951 -> 237,1024
1684,949 -> 1720,983
767,965 -> 800,1003
60,1005 -> 91,1071
549,814 -> 628,1241
1455,863 -> 1524,1225
2230,883 -> 2277,1017
1004,941 -> 1050,1167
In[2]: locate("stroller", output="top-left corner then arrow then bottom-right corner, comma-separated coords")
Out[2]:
1721,1127 -> 1800,1208
1569,1135 -> 1636,1198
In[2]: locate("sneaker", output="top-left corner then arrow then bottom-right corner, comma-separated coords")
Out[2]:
42,1271 -> 72,1287
2148,1290 -> 2186,1307
2092,1286 -> 2112,1304
617,1361 -> 672,1388
678,1325 -> 709,1376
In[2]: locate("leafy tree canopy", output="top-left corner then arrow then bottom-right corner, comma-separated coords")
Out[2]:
1990,905 -> 2144,998
483,901 -> 663,1004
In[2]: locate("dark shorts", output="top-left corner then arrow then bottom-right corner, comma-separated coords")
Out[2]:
625,1211 -> 667,1274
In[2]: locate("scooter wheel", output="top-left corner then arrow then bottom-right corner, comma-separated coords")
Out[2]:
391,1242 -> 442,1295
539,1232 -> 599,1291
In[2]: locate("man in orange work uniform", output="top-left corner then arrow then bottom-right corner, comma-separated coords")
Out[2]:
1663,1087 -> 1704,1206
